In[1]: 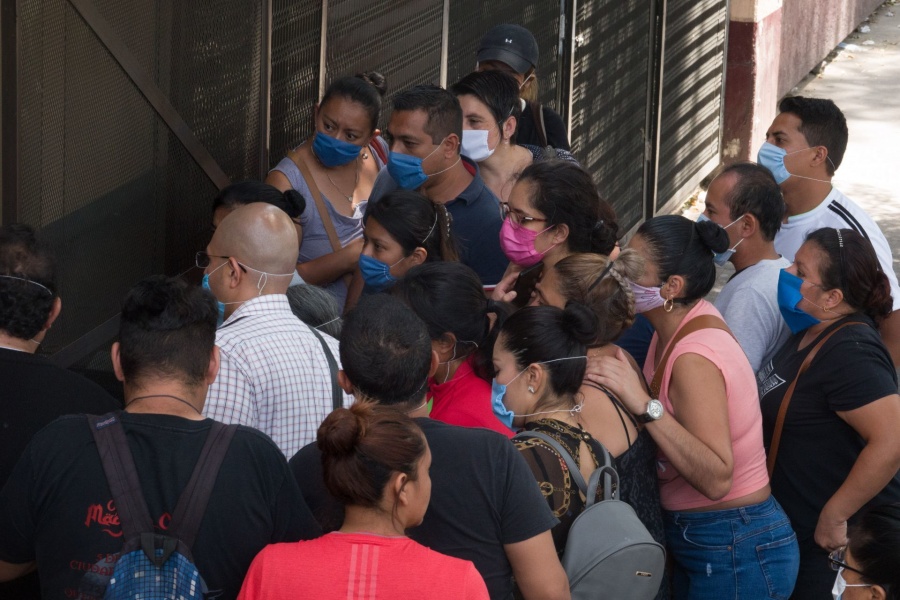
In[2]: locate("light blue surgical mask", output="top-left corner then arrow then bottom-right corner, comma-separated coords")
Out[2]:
696,213 -> 744,267
201,260 -> 295,327
832,567 -> 872,600
358,254 -> 404,292
490,357 -> 589,431
313,131 -> 362,167
387,138 -> 458,190
757,141 -> 834,185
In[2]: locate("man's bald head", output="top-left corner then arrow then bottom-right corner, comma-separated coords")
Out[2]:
211,203 -> 299,276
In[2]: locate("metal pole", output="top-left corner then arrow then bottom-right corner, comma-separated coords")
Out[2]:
440,0 -> 450,87
259,0 -> 273,176
318,0 -> 328,101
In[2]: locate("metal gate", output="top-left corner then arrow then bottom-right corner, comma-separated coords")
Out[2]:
1,0 -> 729,367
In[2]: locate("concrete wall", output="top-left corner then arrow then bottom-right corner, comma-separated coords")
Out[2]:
779,0 -> 883,98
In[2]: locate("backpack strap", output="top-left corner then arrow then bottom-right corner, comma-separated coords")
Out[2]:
649,314 -> 734,399
287,146 -> 352,288
307,324 -> 343,411
515,430 -> 615,504
88,413 -> 156,541
766,321 -> 865,476
166,422 -> 238,550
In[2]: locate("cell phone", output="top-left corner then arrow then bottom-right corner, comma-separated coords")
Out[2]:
511,262 -> 544,308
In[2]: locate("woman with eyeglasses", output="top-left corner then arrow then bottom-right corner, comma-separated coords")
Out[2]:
757,228 -> 900,599
828,503 -> 900,600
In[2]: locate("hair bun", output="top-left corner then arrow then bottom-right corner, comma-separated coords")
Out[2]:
317,404 -> 370,458
561,301 -> 600,346
282,189 -> 306,219
694,218 -> 730,254
357,71 -> 387,97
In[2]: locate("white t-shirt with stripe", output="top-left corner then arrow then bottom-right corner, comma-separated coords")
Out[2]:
774,187 -> 900,311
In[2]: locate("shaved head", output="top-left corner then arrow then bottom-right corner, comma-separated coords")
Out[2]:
212,203 -> 299,276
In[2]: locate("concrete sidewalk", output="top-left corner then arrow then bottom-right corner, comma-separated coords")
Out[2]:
790,0 -> 900,279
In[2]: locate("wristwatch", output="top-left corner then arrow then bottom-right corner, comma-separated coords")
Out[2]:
636,399 -> 664,423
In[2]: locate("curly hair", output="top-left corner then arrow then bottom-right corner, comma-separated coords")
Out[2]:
0,224 -> 57,340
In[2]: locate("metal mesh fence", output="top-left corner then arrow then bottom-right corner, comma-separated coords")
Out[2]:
569,0 -> 653,234
656,0 -> 728,210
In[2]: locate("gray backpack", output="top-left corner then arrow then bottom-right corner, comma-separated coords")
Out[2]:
515,431 -> 666,600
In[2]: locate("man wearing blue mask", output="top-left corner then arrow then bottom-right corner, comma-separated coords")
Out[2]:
701,163 -> 791,374
758,96 -> 900,365
201,203 -> 350,458
368,84 -> 508,286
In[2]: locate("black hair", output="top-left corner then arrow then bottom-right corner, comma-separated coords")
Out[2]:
717,162 -> 785,242
806,228 -> 893,325
363,190 -> 458,263
392,84 -> 463,145
450,70 -> 522,142
390,262 -> 512,382
286,284 -> 342,338
848,503 -> 900,599
321,72 -> 387,133
212,180 -> 306,220
118,275 -> 217,386
498,303 -> 598,397
0,224 -> 57,340
518,160 -> 620,255
339,294 -> 433,406
778,96 -> 848,175
637,214 -> 729,303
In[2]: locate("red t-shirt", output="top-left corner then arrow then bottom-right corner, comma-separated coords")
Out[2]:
237,532 -> 489,600
428,356 -> 513,438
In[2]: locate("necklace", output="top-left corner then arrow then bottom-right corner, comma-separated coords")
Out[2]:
323,157 -> 360,205
125,394 -> 202,416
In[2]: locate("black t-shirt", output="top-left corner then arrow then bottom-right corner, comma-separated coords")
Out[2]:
517,102 -> 570,151
0,412 -> 321,600
0,348 -> 121,600
289,417 -> 558,600
757,315 -> 900,540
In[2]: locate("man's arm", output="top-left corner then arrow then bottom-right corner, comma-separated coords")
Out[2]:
504,531 -> 570,600
0,560 -> 36,583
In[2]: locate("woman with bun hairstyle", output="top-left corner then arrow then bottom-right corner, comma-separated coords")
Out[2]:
829,503 -> 900,600
757,228 -> 900,600
237,401 -> 489,600
347,190 -> 457,303
391,261 -> 514,437
588,215 -> 799,599
267,72 -> 388,310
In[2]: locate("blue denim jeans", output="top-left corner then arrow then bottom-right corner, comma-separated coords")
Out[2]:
664,495 -> 800,600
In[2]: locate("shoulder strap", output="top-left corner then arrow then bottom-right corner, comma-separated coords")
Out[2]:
307,324 -> 343,411
649,314 -> 734,399
369,138 -> 388,166
287,147 -> 352,288
88,413 -> 155,541
766,322 -> 865,476
514,430 -> 615,504
167,422 -> 238,549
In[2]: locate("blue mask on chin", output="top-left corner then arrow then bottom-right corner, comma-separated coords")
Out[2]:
490,379 -> 516,430
313,132 -> 362,167
359,254 -> 401,292
777,269 -> 821,334
201,273 -> 226,328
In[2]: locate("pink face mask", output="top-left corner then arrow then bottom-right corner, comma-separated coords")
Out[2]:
499,219 -> 558,267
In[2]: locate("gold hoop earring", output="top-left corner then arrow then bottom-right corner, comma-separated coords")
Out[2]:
664,296 -> 674,313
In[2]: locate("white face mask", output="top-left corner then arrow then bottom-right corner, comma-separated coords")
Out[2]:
832,567 -> 872,600
461,129 -> 496,162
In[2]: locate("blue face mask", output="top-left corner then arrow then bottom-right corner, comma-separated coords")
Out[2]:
757,142 -> 792,184
777,269 -> 821,334
313,132 -> 362,167
491,378 -> 517,430
359,254 -> 404,291
696,213 -> 744,267
201,273 -> 226,328
387,139 -> 457,190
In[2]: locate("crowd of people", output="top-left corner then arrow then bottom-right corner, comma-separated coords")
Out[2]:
1,22 -> 900,600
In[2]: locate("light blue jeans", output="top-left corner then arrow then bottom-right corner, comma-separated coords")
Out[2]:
664,495 -> 800,600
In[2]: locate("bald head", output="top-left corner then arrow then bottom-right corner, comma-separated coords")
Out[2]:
212,203 -> 299,276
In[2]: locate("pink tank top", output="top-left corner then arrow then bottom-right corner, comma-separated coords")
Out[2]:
643,300 -> 769,511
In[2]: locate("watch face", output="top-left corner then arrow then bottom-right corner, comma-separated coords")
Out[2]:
648,400 -> 664,420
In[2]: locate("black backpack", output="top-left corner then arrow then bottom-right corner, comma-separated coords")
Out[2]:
79,412 -> 237,599
514,430 -> 666,600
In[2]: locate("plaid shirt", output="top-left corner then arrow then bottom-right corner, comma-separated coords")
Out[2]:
203,294 -> 351,458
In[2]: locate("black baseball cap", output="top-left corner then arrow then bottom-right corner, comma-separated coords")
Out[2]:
476,24 -> 539,75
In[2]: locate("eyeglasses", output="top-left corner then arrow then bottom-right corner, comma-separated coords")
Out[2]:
829,546 -> 866,577
195,251 -> 247,272
500,203 -> 548,226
